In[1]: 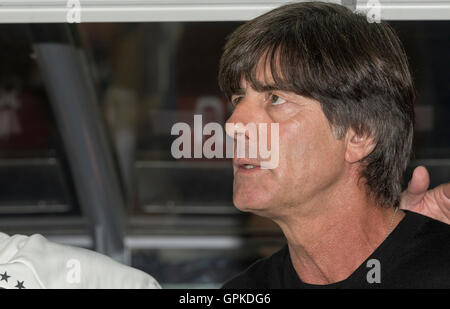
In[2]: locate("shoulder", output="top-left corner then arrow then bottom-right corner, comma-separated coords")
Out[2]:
403,210 -> 450,256
222,245 -> 288,289
0,232 -> 161,289
386,212 -> 450,288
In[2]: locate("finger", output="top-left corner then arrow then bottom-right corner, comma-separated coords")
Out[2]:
407,165 -> 430,195
401,166 -> 430,209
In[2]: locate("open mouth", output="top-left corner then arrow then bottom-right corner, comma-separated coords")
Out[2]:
234,160 -> 263,173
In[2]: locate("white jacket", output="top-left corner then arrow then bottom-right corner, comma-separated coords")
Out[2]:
0,232 -> 161,289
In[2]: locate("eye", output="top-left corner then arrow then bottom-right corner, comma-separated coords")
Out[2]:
269,94 -> 287,106
231,96 -> 243,107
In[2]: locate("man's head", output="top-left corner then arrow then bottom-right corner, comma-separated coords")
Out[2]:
219,2 -> 415,215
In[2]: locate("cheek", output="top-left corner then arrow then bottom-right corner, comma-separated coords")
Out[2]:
278,119 -> 308,168
277,117 -> 345,184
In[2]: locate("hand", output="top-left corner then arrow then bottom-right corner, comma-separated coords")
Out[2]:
400,166 -> 450,225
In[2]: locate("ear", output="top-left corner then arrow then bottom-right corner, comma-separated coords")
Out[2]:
344,128 -> 376,163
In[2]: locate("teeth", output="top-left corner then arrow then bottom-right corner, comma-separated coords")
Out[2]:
244,164 -> 255,169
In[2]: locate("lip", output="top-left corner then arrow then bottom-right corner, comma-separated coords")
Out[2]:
234,159 -> 263,175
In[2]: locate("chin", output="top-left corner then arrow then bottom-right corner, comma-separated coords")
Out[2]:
233,192 -> 274,214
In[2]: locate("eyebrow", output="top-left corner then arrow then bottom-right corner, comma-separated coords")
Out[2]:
231,88 -> 245,96
232,83 -> 280,96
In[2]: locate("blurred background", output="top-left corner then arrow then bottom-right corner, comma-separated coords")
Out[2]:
0,1 -> 449,288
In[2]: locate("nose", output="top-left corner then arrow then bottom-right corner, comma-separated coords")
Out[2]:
225,93 -> 266,139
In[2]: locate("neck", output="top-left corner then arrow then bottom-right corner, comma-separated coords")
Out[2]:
272,174 -> 405,285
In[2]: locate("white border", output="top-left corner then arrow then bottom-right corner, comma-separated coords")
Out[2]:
0,1 -> 449,23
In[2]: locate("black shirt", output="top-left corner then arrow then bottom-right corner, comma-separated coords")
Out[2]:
223,210 -> 450,288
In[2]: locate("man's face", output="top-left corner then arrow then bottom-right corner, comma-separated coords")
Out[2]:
226,67 -> 348,218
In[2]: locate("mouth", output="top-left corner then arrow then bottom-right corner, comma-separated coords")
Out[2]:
234,160 -> 263,174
